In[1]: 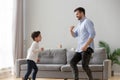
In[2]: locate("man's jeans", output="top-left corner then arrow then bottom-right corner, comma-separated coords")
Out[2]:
70,47 -> 94,80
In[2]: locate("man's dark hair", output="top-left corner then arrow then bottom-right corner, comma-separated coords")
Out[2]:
31,31 -> 41,40
74,7 -> 85,15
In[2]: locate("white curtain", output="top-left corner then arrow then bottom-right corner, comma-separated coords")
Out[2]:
0,0 -> 13,69
12,0 -> 24,64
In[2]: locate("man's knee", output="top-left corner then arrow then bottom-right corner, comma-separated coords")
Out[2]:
70,60 -> 76,67
82,64 -> 89,71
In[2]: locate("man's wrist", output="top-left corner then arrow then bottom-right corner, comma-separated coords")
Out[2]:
70,29 -> 74,33
84,44 -> 88,48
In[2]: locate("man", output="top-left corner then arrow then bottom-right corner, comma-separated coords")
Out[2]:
70,7 -> 96,80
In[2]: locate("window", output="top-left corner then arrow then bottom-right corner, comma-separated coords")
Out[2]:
0,0 -> 13,69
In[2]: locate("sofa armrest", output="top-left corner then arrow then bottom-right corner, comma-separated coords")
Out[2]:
15,59 -> 27,78
103,59 -> 111,80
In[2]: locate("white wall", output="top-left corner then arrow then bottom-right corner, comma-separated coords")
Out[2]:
24,0 -> 120,73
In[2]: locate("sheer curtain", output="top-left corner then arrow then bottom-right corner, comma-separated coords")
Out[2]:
12,0 -> 24,66
0,0 -> 13,69
0,0 -> 24,75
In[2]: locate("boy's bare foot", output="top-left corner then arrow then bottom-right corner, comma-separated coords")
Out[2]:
22,77 -> 24,80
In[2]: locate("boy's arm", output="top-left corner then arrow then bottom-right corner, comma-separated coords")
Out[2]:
33,47 -> 44,54
37,48 -> 44,63
32,49 -> 41,54
31,43 -> 41,54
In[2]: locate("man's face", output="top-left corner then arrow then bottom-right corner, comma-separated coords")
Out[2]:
75,10 -> 84,20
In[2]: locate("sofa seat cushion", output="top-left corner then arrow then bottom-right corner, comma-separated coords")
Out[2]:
61,64 -> 103,72
21,64 -> 63,71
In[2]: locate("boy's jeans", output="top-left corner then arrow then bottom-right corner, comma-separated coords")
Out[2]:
70,47 -> 93,80
24,60 -> 38,80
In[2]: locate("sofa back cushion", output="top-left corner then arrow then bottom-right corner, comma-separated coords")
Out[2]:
90,48 -> 107,64
38,49 -> 67,64
67,48 -> 107,64
66,50 -> 75,64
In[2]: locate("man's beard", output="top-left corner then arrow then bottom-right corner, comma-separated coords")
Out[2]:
77,17 -> 82,20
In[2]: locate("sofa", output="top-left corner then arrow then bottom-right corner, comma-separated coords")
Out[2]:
16,48 -> 111,80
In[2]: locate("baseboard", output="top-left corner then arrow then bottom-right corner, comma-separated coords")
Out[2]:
0,68 -> 12,79
114,72 -> 120,76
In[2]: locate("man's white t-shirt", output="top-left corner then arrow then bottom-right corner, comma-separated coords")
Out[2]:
26,41 -> 41,63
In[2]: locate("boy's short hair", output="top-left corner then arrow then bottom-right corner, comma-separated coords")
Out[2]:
31,31 -> 41,40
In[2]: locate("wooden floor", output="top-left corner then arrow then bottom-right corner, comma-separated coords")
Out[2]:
1,76 -> 120,80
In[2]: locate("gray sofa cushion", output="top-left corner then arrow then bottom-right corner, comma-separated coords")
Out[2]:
21,64 -> 63,71
66,50 -> 91,64
91,48 -> 107,64
61,64 -> 103,72
67,48 -> 107,64
38,49 -> 67,64
66,50 -> 76,64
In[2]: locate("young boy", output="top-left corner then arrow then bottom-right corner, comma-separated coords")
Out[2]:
24,31 -> 42,80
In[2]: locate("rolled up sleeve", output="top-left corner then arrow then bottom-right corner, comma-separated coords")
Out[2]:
73,25 -> 79,38
73,30 -> 78,38
85,20 -> 96,39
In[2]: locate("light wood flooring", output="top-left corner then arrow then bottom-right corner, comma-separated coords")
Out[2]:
1,76 -> 120,80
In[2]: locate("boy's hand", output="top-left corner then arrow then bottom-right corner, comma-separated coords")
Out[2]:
40,47 -> 44,51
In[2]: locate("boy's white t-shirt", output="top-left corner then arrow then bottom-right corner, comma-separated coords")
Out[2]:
26,41 -> 41,63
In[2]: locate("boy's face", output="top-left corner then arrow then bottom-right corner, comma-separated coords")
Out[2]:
35,34 -> 42,42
